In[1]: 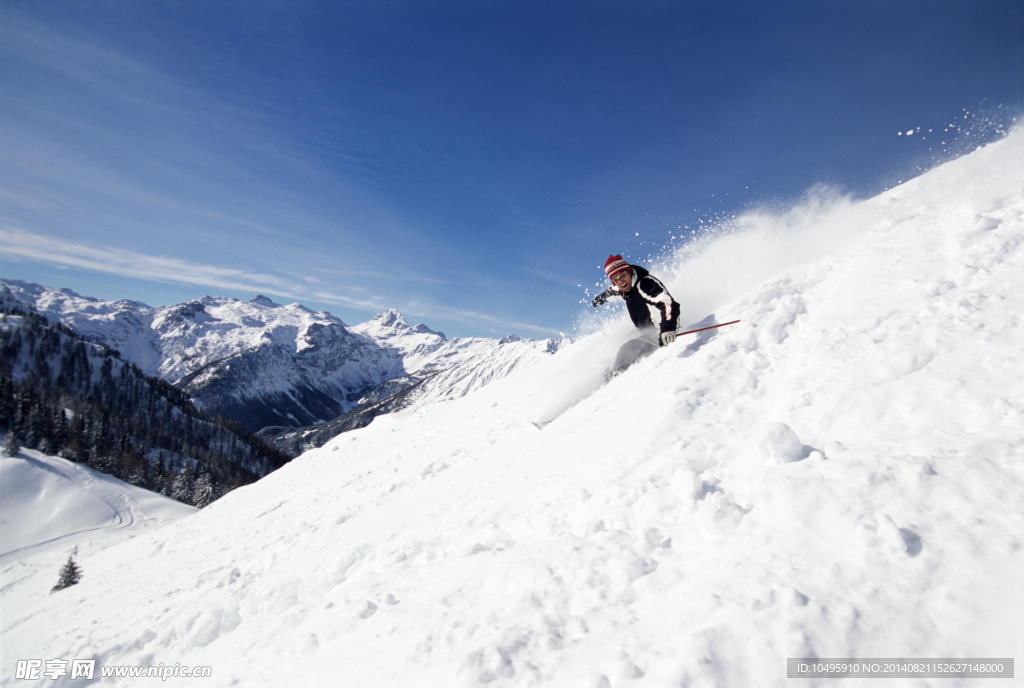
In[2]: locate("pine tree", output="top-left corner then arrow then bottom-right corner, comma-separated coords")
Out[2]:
192,470 -> 215,508
171,461 -> 195,504
51,553 -> 82,593
1,431 -> 19,457
54,409 -> 70,450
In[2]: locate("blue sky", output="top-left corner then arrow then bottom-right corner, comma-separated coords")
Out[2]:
1,0 -> 1021,338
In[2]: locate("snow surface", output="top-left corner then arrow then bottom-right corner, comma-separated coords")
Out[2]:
0,447 -> 196,650
3,126 -> 1024,687
0,450 -> 194,563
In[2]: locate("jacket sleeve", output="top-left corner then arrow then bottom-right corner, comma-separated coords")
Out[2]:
591,288 -> 619,307
637,277 -> 679,332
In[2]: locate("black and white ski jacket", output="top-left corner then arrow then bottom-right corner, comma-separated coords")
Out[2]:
592,265 -> 680,337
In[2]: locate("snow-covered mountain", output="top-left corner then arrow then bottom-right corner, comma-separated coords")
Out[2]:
0,284 -> 563,434
3,126 -> 1023,687
1,301 -> 289,499
349,308 -> 561,406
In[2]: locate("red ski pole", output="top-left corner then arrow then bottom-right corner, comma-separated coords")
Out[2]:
676,319 -> 740,336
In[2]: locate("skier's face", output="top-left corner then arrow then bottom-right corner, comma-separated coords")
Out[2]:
611,269 -> 633,291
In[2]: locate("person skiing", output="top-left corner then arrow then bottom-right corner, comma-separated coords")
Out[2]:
592,255 -> 680,346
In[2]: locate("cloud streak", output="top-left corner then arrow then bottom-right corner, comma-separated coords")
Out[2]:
0,226 -> 376,309
0,226 -> 562,337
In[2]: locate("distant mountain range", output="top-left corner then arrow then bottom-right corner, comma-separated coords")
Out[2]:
1,279 -> 563,452
1,289 -> 292,506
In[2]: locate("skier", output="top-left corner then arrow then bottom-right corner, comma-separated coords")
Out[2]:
592,255 -> 680,347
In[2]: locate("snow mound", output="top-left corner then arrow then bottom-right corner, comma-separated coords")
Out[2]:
0,448 -> 195,562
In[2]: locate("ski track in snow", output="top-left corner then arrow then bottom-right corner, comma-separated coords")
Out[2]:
0,453 -> 196,564
3,128 -> 1024,687
1,454 -> 135,559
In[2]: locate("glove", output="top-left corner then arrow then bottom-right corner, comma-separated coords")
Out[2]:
592,292 -> 611,307
659,331 -> 676,346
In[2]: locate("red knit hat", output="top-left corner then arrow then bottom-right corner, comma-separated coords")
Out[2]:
604,255 -> 631,279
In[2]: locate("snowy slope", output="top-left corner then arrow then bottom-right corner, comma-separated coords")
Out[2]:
0,447 -> 195,563
3,127 -> 1023,687
0,445 -> 195,644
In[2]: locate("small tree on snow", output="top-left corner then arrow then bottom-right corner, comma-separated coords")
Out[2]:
51,553 -> 82,593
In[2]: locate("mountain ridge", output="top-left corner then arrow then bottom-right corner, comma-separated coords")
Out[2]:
0,297 -> 290,505
0,280 -> 564,436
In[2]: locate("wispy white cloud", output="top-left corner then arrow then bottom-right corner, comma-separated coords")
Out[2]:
0,226 -> 562,337
0,226 -> 373,309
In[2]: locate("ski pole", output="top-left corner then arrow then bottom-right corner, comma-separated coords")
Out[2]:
676,319 -> 740,337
